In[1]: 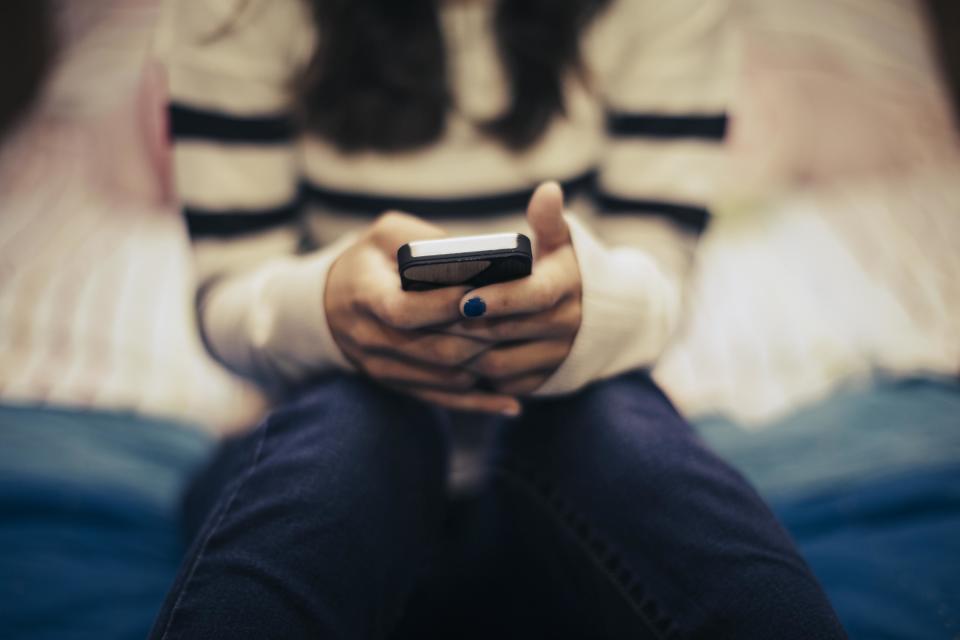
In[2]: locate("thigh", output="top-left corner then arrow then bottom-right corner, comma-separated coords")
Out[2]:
152,374 -> 448,640
491,371 -> 846,640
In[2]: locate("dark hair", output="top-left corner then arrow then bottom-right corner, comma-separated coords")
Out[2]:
0,1 -> 56,141
299,0 -> 610,153
925,0 -> 960,130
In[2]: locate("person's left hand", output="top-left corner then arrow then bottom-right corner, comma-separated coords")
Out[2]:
439,182 -> 582,396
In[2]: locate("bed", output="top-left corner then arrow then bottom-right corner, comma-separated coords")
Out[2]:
1,0 -> 957,637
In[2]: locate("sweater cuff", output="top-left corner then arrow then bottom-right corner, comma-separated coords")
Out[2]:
204,233 -> 357,386
255,234 -> 357,378
533,215 -> 680,396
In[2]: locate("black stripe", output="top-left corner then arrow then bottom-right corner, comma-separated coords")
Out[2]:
193,274 -> 225,364
596,193 -> 710,233
303,171 -> 597,219
170,103 -> 294,144
184,201 -> 300,239
607,113 -> 728,141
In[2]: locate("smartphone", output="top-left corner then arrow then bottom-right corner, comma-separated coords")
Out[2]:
397,232 -> 532,291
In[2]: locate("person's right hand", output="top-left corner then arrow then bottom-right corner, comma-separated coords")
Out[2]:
325,211 -> 523,416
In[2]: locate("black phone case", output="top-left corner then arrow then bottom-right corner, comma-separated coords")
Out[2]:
397,234 -> 532,291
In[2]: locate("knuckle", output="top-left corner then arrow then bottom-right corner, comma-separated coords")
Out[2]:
376,297 -> 406,328
346,322 -> 372,348
539,278 -> 563,308
498,293 -> 519,314
353,291 -> 378,317
371,301 -> 392,326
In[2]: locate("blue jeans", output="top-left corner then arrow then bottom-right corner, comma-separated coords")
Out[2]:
149,372 -> 846,639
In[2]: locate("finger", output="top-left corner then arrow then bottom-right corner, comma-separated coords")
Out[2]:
338,334 -> 476,389
526,181 -> 569,256
359,353 -> 476,391
458,247 -> 575,320
345,318 -> 491,367
468,339 -> 571,381
494,373 -> 549,396
361,279 -> 470,330
439,300 -> 580,343
353,246 -> 468,329
389,331 -> 490,368
404,387 -> 522,417
369,210 -> 446,254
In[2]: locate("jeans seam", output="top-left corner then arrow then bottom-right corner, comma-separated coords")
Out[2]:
489,463 -> 680,640
158,419 -> 271,640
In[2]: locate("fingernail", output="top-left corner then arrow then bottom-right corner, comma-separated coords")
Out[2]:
463,297 -> 486,318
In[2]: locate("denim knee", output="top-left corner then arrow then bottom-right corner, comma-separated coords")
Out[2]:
490,372 -> 844,640
252,374 -> 448,510
499,371 -> 696,491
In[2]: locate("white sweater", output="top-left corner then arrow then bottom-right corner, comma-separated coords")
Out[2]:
155,0 -> 734,395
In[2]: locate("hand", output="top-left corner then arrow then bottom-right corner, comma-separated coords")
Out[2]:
441,182 -> 582,395
325,211 -> 522,416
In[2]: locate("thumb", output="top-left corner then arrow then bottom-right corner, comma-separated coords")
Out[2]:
526,181 -> 569,256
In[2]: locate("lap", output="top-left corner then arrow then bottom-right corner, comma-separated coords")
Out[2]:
172,372 -> 843,639
397,372 -> 729,639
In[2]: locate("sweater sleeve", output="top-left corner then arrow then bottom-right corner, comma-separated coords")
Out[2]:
155,0 -> 352,390
535,0 -> 735,396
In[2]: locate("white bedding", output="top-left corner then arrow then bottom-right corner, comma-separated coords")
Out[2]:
657,165 -> 960,425
656,0 -> 960,425
0,0 -> 266,434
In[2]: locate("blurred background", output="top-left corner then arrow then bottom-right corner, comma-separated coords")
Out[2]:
0,0 -> 958,638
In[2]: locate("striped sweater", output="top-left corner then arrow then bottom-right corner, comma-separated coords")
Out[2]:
155,0 -> 734,395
